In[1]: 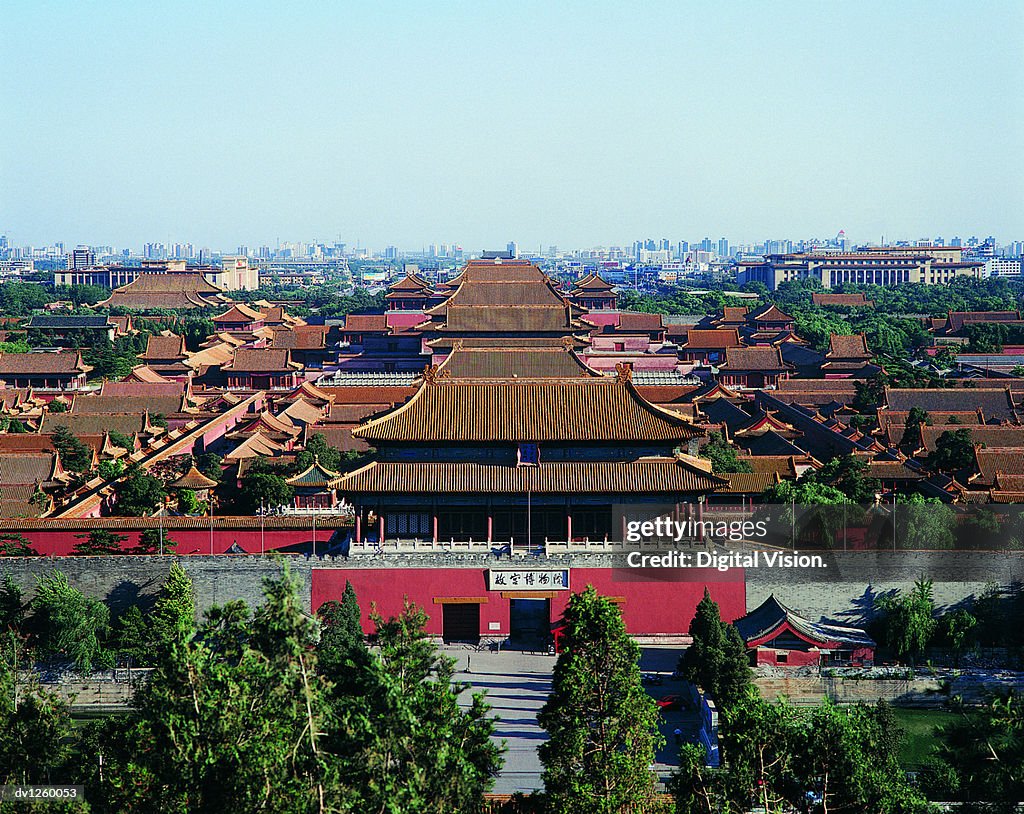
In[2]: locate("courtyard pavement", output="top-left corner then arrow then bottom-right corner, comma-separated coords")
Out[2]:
445,645 -> 698,795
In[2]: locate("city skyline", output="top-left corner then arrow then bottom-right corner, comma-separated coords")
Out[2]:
2,1 -> 1022,249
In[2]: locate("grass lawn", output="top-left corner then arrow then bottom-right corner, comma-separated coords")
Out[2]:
891,708 -> 959,768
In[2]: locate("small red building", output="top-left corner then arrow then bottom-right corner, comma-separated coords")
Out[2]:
734,594 -> 875,668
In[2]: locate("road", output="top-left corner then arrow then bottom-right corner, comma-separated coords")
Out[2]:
446,645 -> 699,795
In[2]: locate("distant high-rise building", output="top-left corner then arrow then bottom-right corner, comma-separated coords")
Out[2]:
66,246 -> 96,270
699,237 -> 713,253
950,236 -> 962,247
717,238 -> 729,258
507,241 -> 519,259
384,246 -> 398,260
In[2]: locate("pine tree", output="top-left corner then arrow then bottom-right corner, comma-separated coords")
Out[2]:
149,562 -> 195,650
316,581 -> 370,693
716,624 -> 753,709
332,599 -> 502,814
681,588 -> 725,699
538,586 -> 662,814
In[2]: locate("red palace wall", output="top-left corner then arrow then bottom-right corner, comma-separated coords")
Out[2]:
6,526 -> 337,556
312,567 -> 746,638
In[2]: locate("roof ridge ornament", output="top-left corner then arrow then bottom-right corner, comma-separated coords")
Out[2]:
615,362 -> 633,383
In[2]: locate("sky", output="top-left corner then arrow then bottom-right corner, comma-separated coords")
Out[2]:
2,1 -> 1022,252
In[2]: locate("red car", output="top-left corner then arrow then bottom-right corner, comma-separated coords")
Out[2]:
656,694 -> 684,711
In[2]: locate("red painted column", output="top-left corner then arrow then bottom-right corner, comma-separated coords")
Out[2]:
432,514 -> 438,544
566,513 -> 572,542
487,514 -> 493,543
378,514 -> 384,544
355,510 -> 361,544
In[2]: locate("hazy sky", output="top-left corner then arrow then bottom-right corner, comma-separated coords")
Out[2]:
2,1 -> 1022,252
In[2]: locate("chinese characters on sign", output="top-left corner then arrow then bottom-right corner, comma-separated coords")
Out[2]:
488,570 -> 570,591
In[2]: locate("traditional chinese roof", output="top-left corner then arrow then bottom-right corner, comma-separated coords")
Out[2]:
735,594 -> 875,649
825,334 -> 872,361
437,347 -> 601,379
169,465 -> 218,490
286,458 -> 339,488
26,315 -> 113,329
718,346 -> 790,372
233,410 -> 300,438
224,431 -> 285,462
139,333 -> 187,361
420,259 -> 587,335
920,425 -> 1024,453
101,271 -> 223,310
213,303 -> 265,324
0,350 -> 91,377
972,447 -> 1024,486
40,411 -> 151,437
736,455 -> 812,478
71,394 -> 187,417
811,292 -> 874,308
747,304 -> 794,324
884,388 -> 1017,422
719,472 -> 780,494
344,314 -> 391,333
0,452 -> 67,486
351,377 -> 703,443
223,348 -> 299,373
0,484 -> 51,518
100,380 -> 186,398
714,306 -> 749,325
733,412 -> 800,438
570,272 -> 616,293
278,397 -> 326,425
946,311 -> 1022,333
269,325 -> 328,350
680,329 -> 743,350
123,365 -> 174,384
334,458 -> 726,495
280,380 -> 335,406
390,270 -> 432,290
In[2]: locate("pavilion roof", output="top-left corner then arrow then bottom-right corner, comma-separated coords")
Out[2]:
169,465 -> 218,490
334,458 -> 725,494
438,347 -> 601,379
352,377 -> 703,442
100,271 -> 222,310
286,458 -> 340,488
735,594 -> 875,649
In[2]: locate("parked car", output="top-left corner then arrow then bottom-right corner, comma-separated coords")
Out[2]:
656,694 -> 684,711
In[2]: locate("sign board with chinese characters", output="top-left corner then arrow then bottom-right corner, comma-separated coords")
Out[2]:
488,569 -> 570,591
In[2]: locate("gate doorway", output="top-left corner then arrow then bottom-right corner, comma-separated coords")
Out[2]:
509,598 -> 551,649
441,603 -> 480,643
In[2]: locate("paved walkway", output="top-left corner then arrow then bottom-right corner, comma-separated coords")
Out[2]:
445,645 -> 698,795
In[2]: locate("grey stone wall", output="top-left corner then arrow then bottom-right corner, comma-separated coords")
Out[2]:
2,550 -> 1021,625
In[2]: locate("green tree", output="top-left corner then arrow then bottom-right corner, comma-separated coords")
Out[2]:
102,567 -> 340,813
804,455 -> 878,503
699,431 -> 752,474
894,494 -> 956,550
237,472 -> 294,513
32,570 -> 112,672
72,529 -> 127,555
333,599 -> 502,814
316,581 -> 368,690
938,608 -> 977,666
876,579 -> 936,665
149,562 -> 195,649
113,467 -> 166,516
114,605 -> 153,666
680,589 -> 750,709
97,458 -> 124,481
108,431 -> 135,452
0,534 -> 38,557
922,692 -> 1024,806
50,425 -> 93,473
899,406 -> 930,447
538,586 -> 661,814
295,432 -> 342,473
929,428 -> 977,473
129,528 -> 176,555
